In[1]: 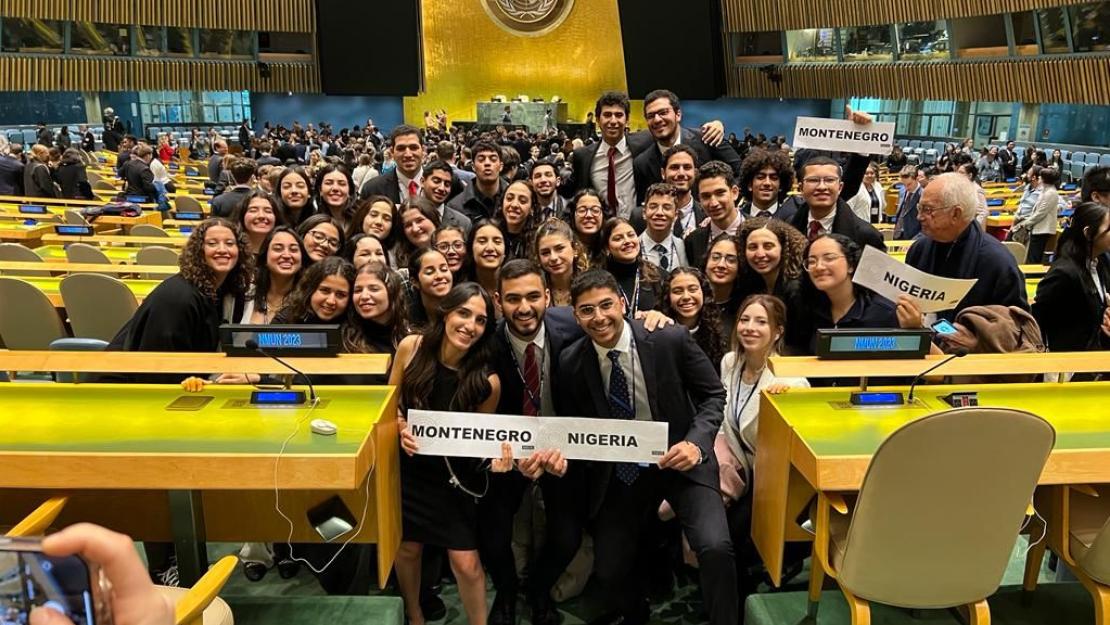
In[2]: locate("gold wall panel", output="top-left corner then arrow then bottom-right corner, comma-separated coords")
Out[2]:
722,0 -> 1093,32
730,58 -> 1110,105
2,0 -> 315,32
405,0 -> 628,126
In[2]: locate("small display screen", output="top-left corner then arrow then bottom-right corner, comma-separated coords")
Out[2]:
125,195 -> 148,204
830,335 -> 922,352
0,550 -> 97,625
55,225 -> 94,236
175,212 -> 202,220
179,227 -> 194,234
854,392 -> 903,404
251,391 -> 306,404
232,331 -> 328,350
19,205 -> 47,214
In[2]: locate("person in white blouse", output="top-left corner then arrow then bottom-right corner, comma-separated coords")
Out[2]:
847,163 -> 885,224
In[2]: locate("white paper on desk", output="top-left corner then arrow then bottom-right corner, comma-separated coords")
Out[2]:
852,245 -> 977,313
792,117 -> 896,155
407,410 -> 668,463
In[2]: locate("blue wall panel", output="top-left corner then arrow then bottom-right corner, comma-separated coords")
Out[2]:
679,98 -> 832,143
250,93 -> 404,132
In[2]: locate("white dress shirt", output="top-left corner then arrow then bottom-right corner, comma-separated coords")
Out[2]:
397,170 -> 423,201
590,137 -> 636,218
639,230 -> 688,270
748,200 -> 779,218
808,208 -> 836,237
592,321 -> 651,421
709,211 -> 744,239
676,196 -> 697,234
506,323 -> 554,416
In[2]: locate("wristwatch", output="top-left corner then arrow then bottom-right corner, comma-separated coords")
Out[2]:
688,440 -> 707,464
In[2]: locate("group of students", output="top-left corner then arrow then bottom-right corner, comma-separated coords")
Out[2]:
96,91 -> 1110,625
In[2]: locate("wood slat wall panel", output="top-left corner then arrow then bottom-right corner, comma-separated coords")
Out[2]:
730,57 -> 1110,105
2,0 -> 314,32
722,0 -> 1094,31
0,55 -> 318,92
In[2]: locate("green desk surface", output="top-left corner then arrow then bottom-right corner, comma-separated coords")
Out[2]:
767,381 -> 1110,457
0,223 -> 46,232
36,245 -> 137,262
21,276 -> 163,299
0,383 -> 393,455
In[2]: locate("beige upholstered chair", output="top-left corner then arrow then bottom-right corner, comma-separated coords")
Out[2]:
60,273 -> 138,342
65,242 -> 112,264
64,209 -> 90,225
0,242 -> 49,276
808,407 -> 1055,625
175,195 -> 205,214
1025,484 -> 1110,623
1002,241 -> 1027,266
0,277 -> 67,349
131,224 -> 171,237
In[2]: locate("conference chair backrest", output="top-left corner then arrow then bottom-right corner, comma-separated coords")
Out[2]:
136,245 -> 180,266
838,407 -> 1054,608
49,337 -> 110,383
0,277 -> 67,349
131,224 -> 170,238
175,195 -> 204,213
93,180 -> 117,192
59,273 -> 138,342
1002,241 -> 1027,266
1076,485 -> 1110,586
0,242 -> 48,276
65,242 -> 111,265
64,209 -> 90,226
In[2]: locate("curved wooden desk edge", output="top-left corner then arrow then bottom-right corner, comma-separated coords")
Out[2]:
768,352 -> 1107,379
0,351 -> 391,375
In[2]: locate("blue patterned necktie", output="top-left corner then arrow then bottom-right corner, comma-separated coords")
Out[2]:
607,350 -> 639,484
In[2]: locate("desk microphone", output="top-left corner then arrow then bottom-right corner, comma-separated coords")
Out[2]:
246,338 -> 318,404
907,348 -> 969,403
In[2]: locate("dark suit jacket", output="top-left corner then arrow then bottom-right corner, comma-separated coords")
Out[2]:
447,178 -> 507,224
209,185 -> 252,219
492,307 -> 582,416
905,222 -> 1028,319
23,162 -> 58,198
1032,256 -> 1109,352
555,322 -> 725,516
564,131 -> 654,198
359,169 -> 401,203
893,186 -> 922,239
788,200 -> 887,253
632,127 -> 742,203
0,155 -> 24,196
740,197 -> 798,224
120,159 -> 157,202
55,162 -> 93,200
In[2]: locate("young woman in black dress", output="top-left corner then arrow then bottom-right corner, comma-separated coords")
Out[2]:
391,282 -> 508,625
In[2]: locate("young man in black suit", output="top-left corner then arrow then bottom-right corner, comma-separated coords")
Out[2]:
555,269 -> 736,625
448,140 -> 508,223
479,260 -> 584,625
737,147 -> 797,222
787,155 -> 886,252
630,144 -> 705,237
359,125 -> 426,203
632,90 -> 741,204
684,161 -> 744,269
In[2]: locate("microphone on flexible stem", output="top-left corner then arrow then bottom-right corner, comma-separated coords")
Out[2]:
907,347 -> 969,403
246,338 -> 318,404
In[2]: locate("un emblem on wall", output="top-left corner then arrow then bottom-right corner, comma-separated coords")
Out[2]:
481,0 -> 575,36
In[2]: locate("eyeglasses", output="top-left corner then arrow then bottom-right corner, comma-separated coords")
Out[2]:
804,253 -> 845,269
575,298 -> 619,319
435,241 -> 466,253
917,204 -> 951,217
644,108 -> 674,121
307,230 -> 340,249
802,176 -> 840,187
708,252 -> 739,266
575,205 -> 602,216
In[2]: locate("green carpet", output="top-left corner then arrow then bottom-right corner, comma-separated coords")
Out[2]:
224,595 -> 404,625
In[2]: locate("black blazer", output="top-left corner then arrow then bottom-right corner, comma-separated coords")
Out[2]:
564,131 -> 654,198
359,169 -> 401,203
120,159 -> 157,203
632,127 -> 742,203
0,155 -> 25,196
555,322 -> 725,516
1032,256 -> 1110,352
683,225 -> 715,270
491,306 -> 583,416
788,199 -> 887,253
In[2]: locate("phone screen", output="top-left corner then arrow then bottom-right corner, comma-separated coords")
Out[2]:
931,319 -> 958,335
0,549 -> 98,625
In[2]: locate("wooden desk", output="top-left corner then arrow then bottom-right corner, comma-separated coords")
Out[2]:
0,260 -> 179,276
0,223 -> 53,246
0,194 -> 158,211
752,381 -> 1110,586
17,275 -> 162,308
36,245 -> 138,263
41,232 -> 186,247
0,383 -> 400,589
769,351 -> 1109,381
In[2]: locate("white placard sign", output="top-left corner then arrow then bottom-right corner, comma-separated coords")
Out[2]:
852,246 -> 977,313
407,410 -> 669,464
792,117 -> 896,155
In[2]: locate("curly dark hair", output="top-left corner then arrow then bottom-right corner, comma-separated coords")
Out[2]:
274,256 -> 355,323
738,148 -> 794,202
659,267 -> 725,370
342,261 -> 409,352
735,216 -> 806,283
178,218 -> 253,300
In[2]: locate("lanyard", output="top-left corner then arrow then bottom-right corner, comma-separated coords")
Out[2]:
619,270 -> 641,318
730,372 -> 761,432
506,327 -> 543,414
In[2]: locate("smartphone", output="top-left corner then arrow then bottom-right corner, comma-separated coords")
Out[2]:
931,319 -> 959,335
0,536 -> 111,625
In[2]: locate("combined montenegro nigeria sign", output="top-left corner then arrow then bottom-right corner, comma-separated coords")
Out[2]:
792,116 -> 896,155
406,410 -> 669,463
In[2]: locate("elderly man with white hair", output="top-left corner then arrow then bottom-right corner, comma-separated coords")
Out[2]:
902,172 -> 1028,321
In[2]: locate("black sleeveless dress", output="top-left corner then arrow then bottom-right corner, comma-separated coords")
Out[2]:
400,361 -> 486,550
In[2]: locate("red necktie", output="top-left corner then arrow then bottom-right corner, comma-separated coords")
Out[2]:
522,343 -> 540,416
407,179 -> 418,199
807,220 -> 822,242
606,146 -> 619,213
